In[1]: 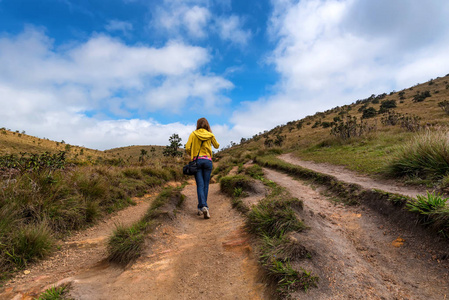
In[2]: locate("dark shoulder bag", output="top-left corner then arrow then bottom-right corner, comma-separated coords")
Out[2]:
183,141 -> 204,175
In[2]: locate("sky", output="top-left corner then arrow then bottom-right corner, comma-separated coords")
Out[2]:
1,0 -> 449,150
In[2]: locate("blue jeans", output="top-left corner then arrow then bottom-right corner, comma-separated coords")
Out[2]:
194,159 -> 213,209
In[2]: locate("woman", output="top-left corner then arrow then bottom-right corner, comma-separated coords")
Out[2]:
185,118 -> 220,219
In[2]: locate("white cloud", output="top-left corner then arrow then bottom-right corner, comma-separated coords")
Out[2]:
152,1 -> 211,39
105,20 -> 133,36
183,6 -> 211,38
231,0 -> 449,135
0,27 -> 233,149
150,1 -> 251,45
216,15 -> 251,46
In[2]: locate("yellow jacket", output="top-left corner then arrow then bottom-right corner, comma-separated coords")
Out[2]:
185,129 -> 220,160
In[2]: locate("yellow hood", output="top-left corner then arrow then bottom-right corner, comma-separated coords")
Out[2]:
193,128 -> 215,141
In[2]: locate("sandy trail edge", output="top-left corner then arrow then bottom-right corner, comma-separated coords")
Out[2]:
264,167 -> 449,299
279,153 -> 426,198
64,183 -> 269,300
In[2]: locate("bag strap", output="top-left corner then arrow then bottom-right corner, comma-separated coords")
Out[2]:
194,141 -> 204,161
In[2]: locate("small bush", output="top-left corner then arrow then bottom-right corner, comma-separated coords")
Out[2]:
379,100 -> 397,113
438,100 -> 449,115
361,107 -> 377,119
413,90 -> 431,102
330,116 -> 376,140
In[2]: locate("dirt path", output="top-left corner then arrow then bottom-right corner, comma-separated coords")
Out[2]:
279,153 -> 426,198
2,183 -> 268,300
264,168 -> 449,299
66,183 -> 268,300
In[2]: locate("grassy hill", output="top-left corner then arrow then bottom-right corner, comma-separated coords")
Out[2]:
0,128 -> 170,165
0,128 -> 108,162
217,73 -> 449,188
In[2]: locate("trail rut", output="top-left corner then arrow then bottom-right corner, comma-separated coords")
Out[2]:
279,153 -> 426,198
264,167 -> 449,299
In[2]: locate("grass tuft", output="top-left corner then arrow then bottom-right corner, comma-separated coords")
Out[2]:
107,222 -> 147,264
107,187 -> 184,265
386,130 -> 449,180
35,283 -> 72,300
247,198 -> 305,239
219,174 -> 254,197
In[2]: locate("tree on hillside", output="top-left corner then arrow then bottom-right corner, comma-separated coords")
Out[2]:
150,146 -> 156,156
139,149 -> 149,164
163,134 -> 183,157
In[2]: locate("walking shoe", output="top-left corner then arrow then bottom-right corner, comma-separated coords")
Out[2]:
202,207 -> 210,219
197,209 -> 202,216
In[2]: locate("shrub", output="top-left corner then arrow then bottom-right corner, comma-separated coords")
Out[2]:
400,115 -> 421,132
361,107 -> 377,119
330,116 -> 376,140
413,90 -> 431,102
438,100 -> 449,115
321,121 -> 332,128
381,111 -> 401,126
274,134 -> 286,147
379,100 -> 397,113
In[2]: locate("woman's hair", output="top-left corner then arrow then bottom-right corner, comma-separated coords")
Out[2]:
196,117 -> 212,132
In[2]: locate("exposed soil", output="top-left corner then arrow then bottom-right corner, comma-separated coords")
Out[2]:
1,182 -> 269,300
279,153 -> 426,198
263,167 -> 449,299
67,183 -> 268,300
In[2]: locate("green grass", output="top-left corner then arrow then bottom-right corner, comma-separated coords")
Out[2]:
386,130 -> 449,180
107,222 -> 148,264
406,192 -> 449,236
295,131 -> 414,175
246,182 -> 316,297
247,197 -> 305,238
244,164 -> 264,179
35,284 -> 72,300
219,174 -> 255,198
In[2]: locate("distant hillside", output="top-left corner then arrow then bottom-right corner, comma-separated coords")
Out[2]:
0,128 -> 107,161
218,73 -> 449,179
106,145 -> 166,164
0,128 -> 168,164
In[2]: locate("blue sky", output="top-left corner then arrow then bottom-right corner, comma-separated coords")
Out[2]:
1,0 -> 449,150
